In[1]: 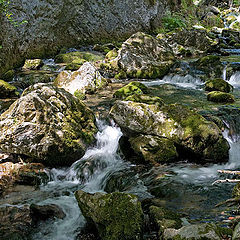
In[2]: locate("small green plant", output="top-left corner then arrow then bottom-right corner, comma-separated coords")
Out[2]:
160,13 -> 186,32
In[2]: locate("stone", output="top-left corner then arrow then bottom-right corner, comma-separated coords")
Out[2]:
233,222 -> 240,240
207,91 -> 235,103
110,32 -> 175,79
30,203 -> 66,221
0,80 -> 19,99
205,78 -> 233,93
75,190 -> 144,240
54,62 -> 107,95
110,101 -> 229,162
22,59 -> 43,70
113,82 -> 148,99
0,83 -> 97,166
129,135 -> 178,164
163,223 -> 221,240
125,94 -> 164,106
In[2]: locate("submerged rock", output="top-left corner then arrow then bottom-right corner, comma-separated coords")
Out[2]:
75,190 -> 144,240
163,223 -> 221,240
205,78 -> 233,93
54,62 -> 107,97
207,91 -> 235,103
110,101 -> 229,162
0,80 -> 19,98
107,32 -> 175,79
0,83 -> 97,166
113,81 -> 148,99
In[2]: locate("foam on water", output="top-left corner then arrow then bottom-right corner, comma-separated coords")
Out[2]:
229,71 -> 240,87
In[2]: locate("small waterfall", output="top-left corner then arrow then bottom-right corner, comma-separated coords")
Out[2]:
223,65 -> 227,81
142,74 -> 203,89
32,120 -> 125,240
229,71 -> 240,87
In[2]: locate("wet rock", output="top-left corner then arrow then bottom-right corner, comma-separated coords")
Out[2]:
0,80 -> 19,99
30,203 -> 66,221
110,101 -> 229,162
0,98 -> 16,114
0,205 -> 33,240
2,69 -> 15,82
129,135 -> 178,164
75,190 -> 144,240
207,91 -> 235,103
54,62 -> 107,97
205,78 -> 233,93
0,83 -> 97,167
113,82 -> 148,99
22,59 -> 43,70
108,32 -> 175,79
163,223 -> 221,240
233,222 -> 240,240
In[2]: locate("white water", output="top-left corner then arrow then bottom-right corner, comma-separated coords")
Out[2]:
32,120 -> 125,240
229,71 -> 240,88
142,74 -> 203,89
223,65 -> 227,81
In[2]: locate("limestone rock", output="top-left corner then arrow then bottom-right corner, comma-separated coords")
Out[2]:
110,32 -> 175,79
110,101 -> 229,162
163,223 -> 221,240
205,78 -> 233,93
54,62 -> 107,96
0,80 -> 19,99
0,83 -> 97,166
22,59 -> 43,70
75,190 -> 144,240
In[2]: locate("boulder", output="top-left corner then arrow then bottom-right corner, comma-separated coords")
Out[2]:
22,59 -> 43,70
109,32 -> 175,79
75,190 -> 144,240
125,94 -> 164,106
205,78 -> 233,93
233,222 -> 240,240
0,83 -> 97,166
207,91 -> 235,103
129,135 -> 178,164
0,80 -> 19,99
54,62 -> 107,97
113,82 -> 148,99
163,223 -> 221,240
110,101 -> 229,162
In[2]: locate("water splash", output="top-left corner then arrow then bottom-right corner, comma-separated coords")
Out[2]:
229,71 -> 240,87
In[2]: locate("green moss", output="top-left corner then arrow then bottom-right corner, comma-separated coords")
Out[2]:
75,191 -> 144,240
2,69 -> 15,82
0,80 -> 19,98
74,90 -> 86,100
113,81 -> 148,99
22,59 -> 43,70
197,55 -> 220,66
207,91 -> 235,103
114,71 -> 127,79
106,49 -> 118,60
205,78 -> 233,93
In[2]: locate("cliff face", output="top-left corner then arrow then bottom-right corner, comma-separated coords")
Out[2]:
0,0 -> 171,75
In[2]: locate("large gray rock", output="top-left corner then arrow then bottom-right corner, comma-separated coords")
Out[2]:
75,190 -> 144,240
0,83 -> 97,166
0,0 -> 178,76
113,32 -> 175,79
110,101 -> 229,162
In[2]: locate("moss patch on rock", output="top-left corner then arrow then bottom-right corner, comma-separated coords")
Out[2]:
0,80 -> 19,99
75,190 -> 144,240
207,91 -> 235,103
113,81 -> 148,99
205,78 -> 233,93
126,94 -> 164,106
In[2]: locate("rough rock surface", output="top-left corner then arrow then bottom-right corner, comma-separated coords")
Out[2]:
110,101 -> 229,162
0,83 -> 97,166
111,32 -> 175,79
0,0 -> 174,76
75,190 -> 144,240
54,62 -> 107,96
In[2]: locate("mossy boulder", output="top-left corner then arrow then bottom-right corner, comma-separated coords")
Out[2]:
205,78 -> 233,93
55,51 -> 103,64
0,83 -> 97,167
108,32 -> 175,79
54,62 -> 107,95
126,94 -> 164,106
75,190 -> 144,240
22,59 -> 43,70
2,70 -> 15,82
110,101 -> 229,162
129,135 -> 178,164
113,82 -> 148,99
163,223 -> 221,240
0,80 -> 19,99
207,91 -> 235,103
